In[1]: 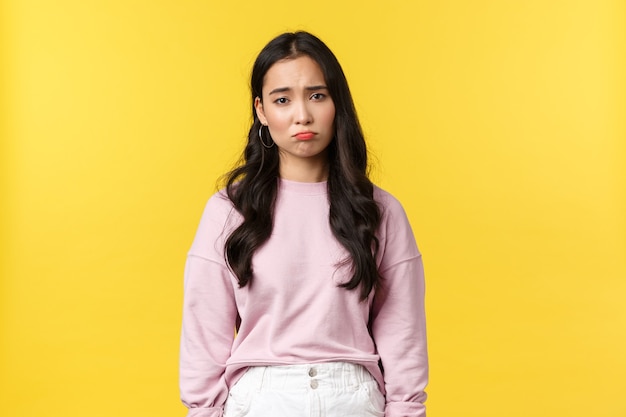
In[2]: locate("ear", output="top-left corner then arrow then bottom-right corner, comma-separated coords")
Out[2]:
254,97 -> 268,125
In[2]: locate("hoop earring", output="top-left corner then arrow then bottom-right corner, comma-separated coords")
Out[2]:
259,125 -> 275,149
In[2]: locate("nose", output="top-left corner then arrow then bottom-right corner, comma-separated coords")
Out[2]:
294,100 -> 313,125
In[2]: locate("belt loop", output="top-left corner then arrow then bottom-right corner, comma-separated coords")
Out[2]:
258,366 -> 268,391
355,363 -> 365,384
343,362 -> 353,389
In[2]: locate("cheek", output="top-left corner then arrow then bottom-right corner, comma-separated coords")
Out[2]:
265,112 -> 289,130
326,109 -> 336,131
317,104 -> 335,127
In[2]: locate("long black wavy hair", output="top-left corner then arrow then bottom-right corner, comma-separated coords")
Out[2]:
224,31 -> 381,300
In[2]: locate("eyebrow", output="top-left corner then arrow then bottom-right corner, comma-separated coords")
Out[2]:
268,85 -> 329,95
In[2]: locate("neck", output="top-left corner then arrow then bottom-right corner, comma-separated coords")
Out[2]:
278,154 -> 329,183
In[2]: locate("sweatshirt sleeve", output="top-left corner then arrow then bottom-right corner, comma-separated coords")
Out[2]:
371,193 -> 428,417
180,194 -> 239,417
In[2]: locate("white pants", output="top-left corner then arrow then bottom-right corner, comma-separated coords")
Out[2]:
223,362 -> 385,417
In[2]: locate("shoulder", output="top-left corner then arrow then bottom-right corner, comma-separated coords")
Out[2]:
188,189 -> 240,258
373,185 -> 409,222
205,188 -> 234,214
197,188 -> 241,231
372,185 -> 421,260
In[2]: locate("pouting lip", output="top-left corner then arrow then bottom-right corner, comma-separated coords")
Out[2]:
293,131 -> 316,138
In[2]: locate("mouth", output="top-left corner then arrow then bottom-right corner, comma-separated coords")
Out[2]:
294,131 -> 315,140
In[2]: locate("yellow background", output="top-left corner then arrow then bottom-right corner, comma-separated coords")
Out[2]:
1,1 -> 625,416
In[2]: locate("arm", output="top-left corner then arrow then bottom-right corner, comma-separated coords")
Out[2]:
371,194 -> 428,417
371,257 -> 428,417
180,195 -> 239,417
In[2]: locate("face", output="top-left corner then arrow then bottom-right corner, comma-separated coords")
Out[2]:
255,55 -> 336,178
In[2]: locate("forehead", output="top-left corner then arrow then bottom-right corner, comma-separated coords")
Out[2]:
262,56 -> 326,93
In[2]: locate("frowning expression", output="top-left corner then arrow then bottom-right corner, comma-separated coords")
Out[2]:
255,55 -> 336,173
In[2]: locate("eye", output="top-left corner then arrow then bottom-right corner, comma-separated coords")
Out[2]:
310,93 -> 326,100
274,97 -> 289,104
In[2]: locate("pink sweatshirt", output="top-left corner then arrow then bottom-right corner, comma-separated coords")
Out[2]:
180,179 -> 428,417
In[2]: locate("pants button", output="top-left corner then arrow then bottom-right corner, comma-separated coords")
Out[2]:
308,367 -> 317,377
310,379 -> 319,389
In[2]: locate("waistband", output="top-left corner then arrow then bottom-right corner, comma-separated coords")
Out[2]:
235,362 -> 377,392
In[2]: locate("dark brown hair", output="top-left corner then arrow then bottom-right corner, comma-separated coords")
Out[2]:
224,31 -> 381,300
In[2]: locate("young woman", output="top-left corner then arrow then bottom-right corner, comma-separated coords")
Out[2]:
180,31 -> 428,417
